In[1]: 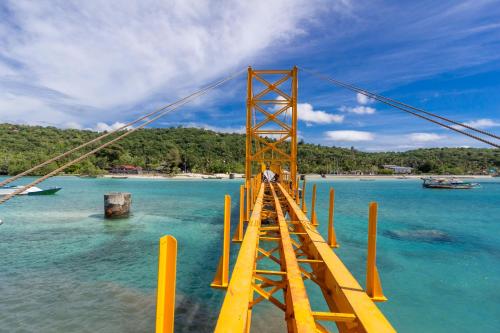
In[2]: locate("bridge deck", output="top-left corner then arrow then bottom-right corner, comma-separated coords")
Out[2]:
213,181 -> 395,333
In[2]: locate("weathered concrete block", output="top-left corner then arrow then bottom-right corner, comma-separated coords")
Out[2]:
104,192 -> 131,218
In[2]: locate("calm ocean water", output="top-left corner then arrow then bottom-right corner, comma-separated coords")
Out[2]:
0,176 -> 499,332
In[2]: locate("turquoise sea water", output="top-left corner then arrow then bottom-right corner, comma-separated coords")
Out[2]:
0,176 -> 499,332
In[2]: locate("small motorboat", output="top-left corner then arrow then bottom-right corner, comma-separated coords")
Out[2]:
421,177 -> 479,189
0,185 -> 62,196
111,176 -> 128,179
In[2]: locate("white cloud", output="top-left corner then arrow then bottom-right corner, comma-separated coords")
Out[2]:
408,132 -> 444,142
356,92 -> 373,105
195,124 -> 246,134
0,62 -> 15,76
63,121 -> 83,130
164,122 -> 245,134
298,103 -> 344,124
0,91 -> 79,126
325,130 -> 374,141
95,122 -> 130,132
0,0 -> 334,127
321,131 -> 492,151
461,118 -> 500,129
339,105 -> 376,115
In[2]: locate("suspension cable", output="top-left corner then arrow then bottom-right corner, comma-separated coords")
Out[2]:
0,69 -> 245,206
0,69 -> 246,188
300,67 -> 500,147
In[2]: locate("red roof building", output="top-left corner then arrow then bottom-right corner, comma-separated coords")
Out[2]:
110,165 -> 143,174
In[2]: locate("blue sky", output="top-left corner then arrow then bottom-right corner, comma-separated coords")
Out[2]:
0,0 -> 499,151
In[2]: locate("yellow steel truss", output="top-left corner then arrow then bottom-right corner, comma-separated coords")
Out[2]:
245,67 -> 298,194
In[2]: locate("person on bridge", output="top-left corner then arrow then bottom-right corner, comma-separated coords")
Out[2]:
262,165 -> 276,182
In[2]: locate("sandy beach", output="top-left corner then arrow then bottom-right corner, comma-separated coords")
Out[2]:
99,173 -> 495,180
101,172 -> 243,180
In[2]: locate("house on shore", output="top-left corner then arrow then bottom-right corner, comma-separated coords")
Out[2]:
110,165 -> 143,174
382,164 -> 413,174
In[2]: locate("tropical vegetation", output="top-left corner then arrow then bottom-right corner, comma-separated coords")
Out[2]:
0,124 -> 498,176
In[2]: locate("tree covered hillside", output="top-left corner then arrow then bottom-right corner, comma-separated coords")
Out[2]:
0,124 -> 498,175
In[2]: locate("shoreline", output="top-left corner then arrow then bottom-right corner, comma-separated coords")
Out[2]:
99,173 -> 495,180
2,173 -> 495,181
302,174 -> 494,180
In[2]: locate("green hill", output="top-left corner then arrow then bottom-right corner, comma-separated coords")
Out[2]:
0,124 -> 498,176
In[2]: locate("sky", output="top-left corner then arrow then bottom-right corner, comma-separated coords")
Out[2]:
0,0 -> 499,151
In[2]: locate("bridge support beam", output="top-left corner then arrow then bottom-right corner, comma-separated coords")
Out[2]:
328,187 -> 339,248
211,195 -> 231,289
310,184 -> 318,226
366,202 -> 387,302
155,235 -> 177,333
233,185 -> 245,243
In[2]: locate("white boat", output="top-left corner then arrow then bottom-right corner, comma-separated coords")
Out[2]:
421,177 -> 479,189
0,185 -> 62,196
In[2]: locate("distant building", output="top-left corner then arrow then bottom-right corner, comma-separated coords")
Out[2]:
110,165 -> 143,174
382,165 -> 412,174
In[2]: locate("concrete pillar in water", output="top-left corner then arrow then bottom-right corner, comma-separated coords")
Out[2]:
104,192 -> 131,218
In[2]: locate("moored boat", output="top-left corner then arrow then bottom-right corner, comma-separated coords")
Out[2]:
0,185 -> 62,196
421,177 -> 479,189
27,187 -> 62,195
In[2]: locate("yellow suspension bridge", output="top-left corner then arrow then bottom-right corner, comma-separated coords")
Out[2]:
1,66 -> 499,333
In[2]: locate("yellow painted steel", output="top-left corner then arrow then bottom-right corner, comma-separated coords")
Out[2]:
245,66 -> 253,222
233,185 -> 245,243
277,183 -> 396,333
245,66 -> 298,191
246,185 -> 250,221
214,183 -> 265,332
269,183 -> 317,332
295,176 -> 300,204
310,183 -> 318,226
366,202 -> 387,302
301,178 -> 307,213
250,182 -> 254,211
312,312 -> 356,322
155,235 -> 177,333
328,187 -> 339,248
291,66 -> 298,191
211,195 -> 231,289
